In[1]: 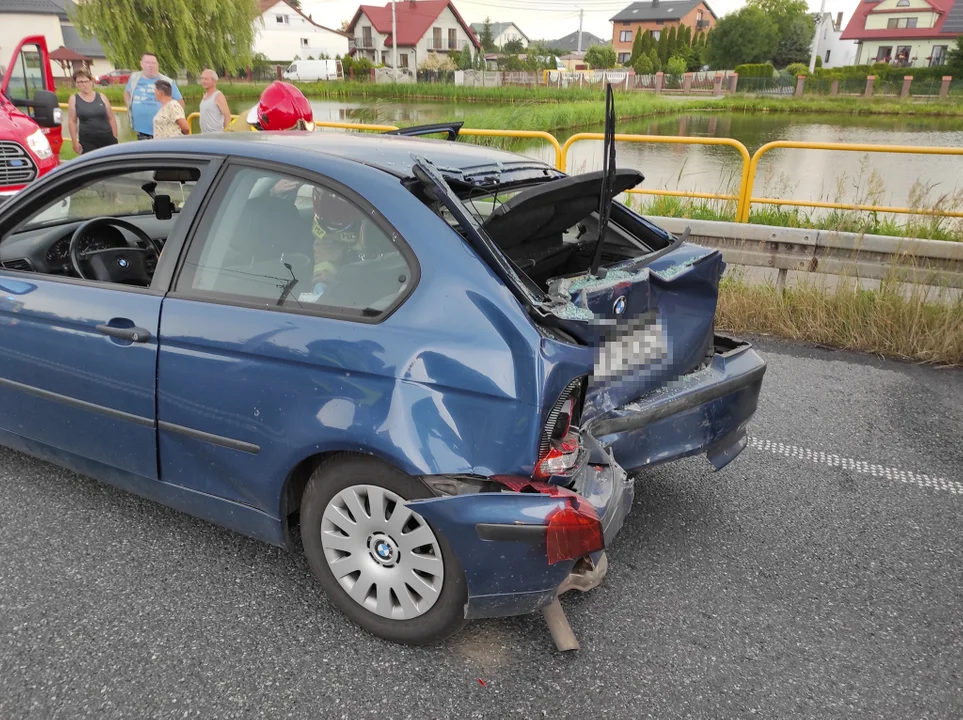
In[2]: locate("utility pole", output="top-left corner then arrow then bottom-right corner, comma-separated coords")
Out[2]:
808,0 -> 827,73
577,7 -> 584,54
392,0 -> 398,82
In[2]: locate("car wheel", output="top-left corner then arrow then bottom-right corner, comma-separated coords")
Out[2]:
300,455 -> 468,645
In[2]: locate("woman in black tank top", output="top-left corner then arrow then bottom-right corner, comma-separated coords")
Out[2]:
67,69 -> 118,155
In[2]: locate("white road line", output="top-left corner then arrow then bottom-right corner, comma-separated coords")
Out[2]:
748,437 -> 962,496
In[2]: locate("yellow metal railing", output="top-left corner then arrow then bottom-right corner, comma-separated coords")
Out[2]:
559,133 -> 752,221
154,115 -> 963,227
739,141 -> 963,222
185,117 -> 565,168
58,102 -> 127,113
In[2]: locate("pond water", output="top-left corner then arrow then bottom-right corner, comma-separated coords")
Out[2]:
100,98 -> 963,214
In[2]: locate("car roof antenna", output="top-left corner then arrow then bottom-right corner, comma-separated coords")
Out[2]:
588,82 -> 617,279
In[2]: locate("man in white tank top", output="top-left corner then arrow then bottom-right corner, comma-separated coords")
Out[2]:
198,69 -> 232,133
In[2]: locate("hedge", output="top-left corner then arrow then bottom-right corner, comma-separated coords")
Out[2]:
734,63 -> 776,78
813,64 -> 956,83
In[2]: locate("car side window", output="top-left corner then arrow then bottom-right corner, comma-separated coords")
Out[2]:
175,166 -> 414,317
20,170 -> 197,231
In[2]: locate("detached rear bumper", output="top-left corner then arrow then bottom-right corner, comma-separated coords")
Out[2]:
587,335 -> 767,473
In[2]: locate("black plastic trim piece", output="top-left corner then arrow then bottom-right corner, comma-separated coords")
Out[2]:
384,122 -> 463,141
476,522 -> 547,542
0,375 -> 154,427
158,421 -> 260,455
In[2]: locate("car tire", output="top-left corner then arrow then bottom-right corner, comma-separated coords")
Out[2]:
300,455 -> 468,645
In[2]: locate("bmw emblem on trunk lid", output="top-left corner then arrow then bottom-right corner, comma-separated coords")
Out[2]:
613,295 -> 627,315
117,257 -> 129,268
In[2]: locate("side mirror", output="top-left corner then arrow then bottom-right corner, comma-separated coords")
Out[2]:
153,194 -> 174,220
30,89 -> 62,128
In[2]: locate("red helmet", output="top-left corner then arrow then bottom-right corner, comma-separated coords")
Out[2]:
246,81 -> 315,131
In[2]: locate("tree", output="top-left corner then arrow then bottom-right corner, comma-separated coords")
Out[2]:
630,28 -> 645,64
503,38 -> 524,54
634,52 -> 654,75
679,24 -> 692,49
640,30 -> 653,59
657,30 -> 670,65
666,26 -> 678,60
747,0 -> 809,37
747,0 -> 813,67
479,17 -> 497,52
948,35 -> 963,73
667,55 -> 687,76
71,0 -> 259,75
706,7 -> 779,69
458,45 -> 473,70
774,13 -> 815,66
648,47 -> 662,73
584,44 -> 617,69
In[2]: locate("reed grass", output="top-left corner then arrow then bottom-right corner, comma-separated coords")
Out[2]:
717,271 -> 963,366
59,83 -> 963,119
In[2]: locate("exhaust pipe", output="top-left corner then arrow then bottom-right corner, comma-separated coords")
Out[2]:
542,598 -> 580,651
541,552 -> 609,651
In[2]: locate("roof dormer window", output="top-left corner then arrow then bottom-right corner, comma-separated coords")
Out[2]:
896,0 -> 910,6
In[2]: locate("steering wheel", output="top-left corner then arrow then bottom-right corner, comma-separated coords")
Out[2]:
69,217 -> 164,285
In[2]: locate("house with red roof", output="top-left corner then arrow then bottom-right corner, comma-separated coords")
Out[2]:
840,0 -> 962,67
346,0 -> 481,71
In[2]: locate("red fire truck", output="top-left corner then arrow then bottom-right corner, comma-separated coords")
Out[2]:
0,35 -> 64,204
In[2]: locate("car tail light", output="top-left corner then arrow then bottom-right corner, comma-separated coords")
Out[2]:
534,432 -> 580,479
490,477 -> 605,564
546,501 -> 603,565
535,378 -> 586,480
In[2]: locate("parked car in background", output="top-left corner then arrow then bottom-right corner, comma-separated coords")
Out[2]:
96,69 -> 133,86
0,129 -> 766,647
282,59 -> 342,82
0,36 -> 63,205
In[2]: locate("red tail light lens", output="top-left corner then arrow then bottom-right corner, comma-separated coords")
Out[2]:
489,476 -> 605,564
534,433 -> 580,479
546,501 -> 603,565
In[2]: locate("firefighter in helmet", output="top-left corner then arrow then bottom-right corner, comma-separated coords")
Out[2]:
225,81 -> 316,132
309,186 -> 371,296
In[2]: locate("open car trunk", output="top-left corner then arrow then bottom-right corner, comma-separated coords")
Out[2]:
413,159 -> 724,422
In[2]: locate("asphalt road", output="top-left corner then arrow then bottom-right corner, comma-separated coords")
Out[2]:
1,338 -> 961,720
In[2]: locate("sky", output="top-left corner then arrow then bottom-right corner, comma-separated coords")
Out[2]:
301,0 -> 854,45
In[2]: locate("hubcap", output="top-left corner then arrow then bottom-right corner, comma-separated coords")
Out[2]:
320,484 -> 445,620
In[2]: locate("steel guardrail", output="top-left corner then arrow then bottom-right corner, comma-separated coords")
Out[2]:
648,216 -> 963,290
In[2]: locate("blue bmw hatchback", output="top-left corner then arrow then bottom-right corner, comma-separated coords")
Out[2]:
0,129 -> 765,647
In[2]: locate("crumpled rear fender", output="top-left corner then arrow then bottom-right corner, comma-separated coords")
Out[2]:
406,491 -> 574,604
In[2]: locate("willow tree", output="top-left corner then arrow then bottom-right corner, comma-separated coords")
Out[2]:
71,0 -> 260,75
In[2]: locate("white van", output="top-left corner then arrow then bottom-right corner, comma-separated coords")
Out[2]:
282,59 -> 342,82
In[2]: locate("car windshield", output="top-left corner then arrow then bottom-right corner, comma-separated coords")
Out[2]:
22,171 -> 197,230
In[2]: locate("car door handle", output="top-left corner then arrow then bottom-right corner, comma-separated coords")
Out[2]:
96,324 -> 150,343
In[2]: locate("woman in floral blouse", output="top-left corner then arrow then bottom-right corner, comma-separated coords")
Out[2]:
151,80 -> 190,138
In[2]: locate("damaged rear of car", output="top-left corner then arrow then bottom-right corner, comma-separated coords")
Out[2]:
409,155 -> 767,475
394,145 -> 766,648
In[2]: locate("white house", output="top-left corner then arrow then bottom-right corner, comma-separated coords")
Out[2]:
811,10 -> 858,68
468,21 -> 529,49
255,0 -> 350,63
347,0 -> 481,71
0,0 -> 113,80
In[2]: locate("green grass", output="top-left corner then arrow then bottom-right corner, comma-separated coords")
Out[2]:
632,194 -> 963,243
59,82 -> 963,119
718,274 -> 963,366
